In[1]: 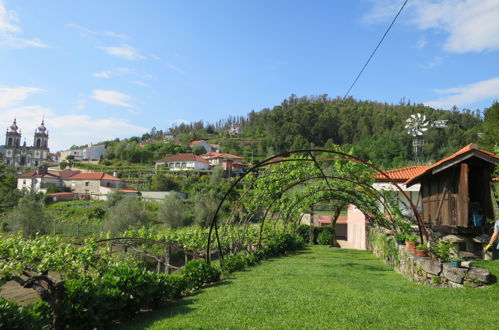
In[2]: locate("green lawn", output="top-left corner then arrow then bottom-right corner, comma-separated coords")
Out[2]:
119,246 -> 499,329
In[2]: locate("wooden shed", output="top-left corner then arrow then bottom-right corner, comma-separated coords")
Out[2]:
405,144 -> 498,233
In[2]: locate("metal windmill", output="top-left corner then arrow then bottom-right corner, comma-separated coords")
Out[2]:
405,113 -> 447,164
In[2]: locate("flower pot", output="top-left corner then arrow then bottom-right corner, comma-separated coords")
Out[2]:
415,249 -> 428,257
406,241 -> 416,253
450,259 -> 461,268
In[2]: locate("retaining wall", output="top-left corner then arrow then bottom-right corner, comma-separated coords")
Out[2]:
367,227 -> 492,288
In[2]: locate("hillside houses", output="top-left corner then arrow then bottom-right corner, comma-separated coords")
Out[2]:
17,165 -> 137,199
154,151 -> 248,176
154,153 -> 210,171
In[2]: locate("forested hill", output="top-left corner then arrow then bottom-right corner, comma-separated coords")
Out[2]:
236,95 -> 484,168
99,95 -> 494,170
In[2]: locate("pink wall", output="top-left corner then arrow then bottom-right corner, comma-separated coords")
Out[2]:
347,204 -> 367,250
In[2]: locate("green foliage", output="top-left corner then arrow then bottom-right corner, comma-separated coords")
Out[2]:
6,194 -> 51,237
0,298 -> 49,330
221,253 -> 254,274
148,174 -> 180,191
103,197 -> 147,234
182,259 -> 221,290
415,244 -> 427,251
256,233 -> 305,260
0,164 -> 22,214
430,240 -> 453,262
159,194 -> 188,228
479,102 -> 499,150
368,229 -> 399,266
316,228 -> 332,245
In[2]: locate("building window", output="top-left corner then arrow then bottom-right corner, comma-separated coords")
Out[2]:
7,137 -> 12,146
85,181 -> 89,186
23,180 -> 26,185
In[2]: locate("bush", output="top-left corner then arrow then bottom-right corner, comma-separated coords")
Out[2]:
221,254 -> 248,274
316,230 -> 331,245
0,298 -> 49,330
258,233 -> 305,259
182,259 -> 220,290
59,267 -> 188,329
158,274 -> 187,299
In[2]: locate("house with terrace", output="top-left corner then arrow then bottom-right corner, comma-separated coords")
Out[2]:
201,152 -> 248,176
154,153 -> 210,171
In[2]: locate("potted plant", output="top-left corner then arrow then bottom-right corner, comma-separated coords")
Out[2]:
395,233 -> 406,245
415,244 -> 428,257
430,240 -> 451,261
450,257 -> 462,268
405,236 -> 417,253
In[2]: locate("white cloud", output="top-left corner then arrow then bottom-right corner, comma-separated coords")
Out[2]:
0,86 -> 43,108
66,24 -> 131,41
0,106 -> 147,151
0,0 -> 47,48
152,54 -> 161,60
92,89 -> 133,107
365,0 -> 499,53
419,56 -> 444,69
416,38 -> 427,49
166,63 -> 185,74
424,77 -> 499,109
97,44 -> 146,60
92,67 -> 152,81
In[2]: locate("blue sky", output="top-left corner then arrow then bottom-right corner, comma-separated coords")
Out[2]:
1,0 -> 499,151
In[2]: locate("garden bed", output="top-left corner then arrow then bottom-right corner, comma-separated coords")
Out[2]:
368,227 -> 492,288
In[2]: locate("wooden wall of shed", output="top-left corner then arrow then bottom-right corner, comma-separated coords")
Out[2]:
421,165 -> 466,227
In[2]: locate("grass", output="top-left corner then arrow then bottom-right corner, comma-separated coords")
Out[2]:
119,246 -> 499,329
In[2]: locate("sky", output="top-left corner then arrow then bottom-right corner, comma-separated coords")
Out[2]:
1,0 -> 499,152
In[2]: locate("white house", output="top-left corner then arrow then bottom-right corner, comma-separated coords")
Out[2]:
155,153 -> 210,171
17,166 -> 81,192
189,140 -> 219,153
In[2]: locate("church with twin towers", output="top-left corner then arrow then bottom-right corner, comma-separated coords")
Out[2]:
3,119 -> 50,167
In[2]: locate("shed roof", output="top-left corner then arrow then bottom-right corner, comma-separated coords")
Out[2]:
405,144 -> 499,186
375,166 -> 430,183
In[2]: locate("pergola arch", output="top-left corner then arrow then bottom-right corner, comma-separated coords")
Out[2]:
206,149 -> 427,263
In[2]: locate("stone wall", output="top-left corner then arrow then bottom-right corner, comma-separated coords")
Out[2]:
367,227 -> 492,288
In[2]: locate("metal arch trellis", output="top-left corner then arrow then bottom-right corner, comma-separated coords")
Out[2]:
206,149 -> 428,264
252,175 -> 397,246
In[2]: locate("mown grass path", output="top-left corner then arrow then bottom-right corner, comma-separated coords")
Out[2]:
119,246 -> 499,329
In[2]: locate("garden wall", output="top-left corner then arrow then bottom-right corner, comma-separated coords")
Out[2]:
367,226 -> 492,288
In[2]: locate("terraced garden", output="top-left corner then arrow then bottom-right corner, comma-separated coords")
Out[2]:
120,245 -> 499,329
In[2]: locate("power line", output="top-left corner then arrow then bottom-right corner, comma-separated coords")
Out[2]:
343,0 -> 409,99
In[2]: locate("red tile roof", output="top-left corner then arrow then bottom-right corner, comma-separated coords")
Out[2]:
405,144 -> 499,186
155,153 -> 209,163
202,152 -> 242,160
70,172 -> 122,181
189,140 -> 205,146
317,215 -> 348,225
18,169 -> 81,179
375,166 -> 430,183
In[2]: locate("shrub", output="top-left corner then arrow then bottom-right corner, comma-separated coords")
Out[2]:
221,254 -> 248,274
182,259 -> 220,290
0,298 -> 49,330
316,230 -> 331,245
158,274 -> 187,299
